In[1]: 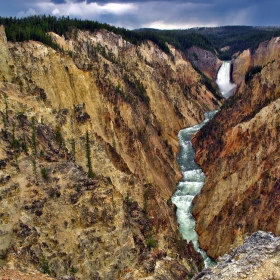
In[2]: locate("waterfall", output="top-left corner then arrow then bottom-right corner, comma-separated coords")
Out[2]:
171,61 -> 236,268
216,61 -> 231,83
216,61 -> 236,99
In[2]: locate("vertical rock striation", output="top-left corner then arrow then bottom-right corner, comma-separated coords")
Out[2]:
0,26 -> 219,278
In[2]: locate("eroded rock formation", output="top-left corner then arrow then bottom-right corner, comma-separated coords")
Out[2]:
0,25 -> 218,279
195,231 -> 280,280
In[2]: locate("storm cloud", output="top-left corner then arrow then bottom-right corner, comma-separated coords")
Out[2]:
1,0 -> 280,29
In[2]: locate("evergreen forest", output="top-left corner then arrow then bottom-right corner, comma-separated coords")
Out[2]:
0,15 -> 280,59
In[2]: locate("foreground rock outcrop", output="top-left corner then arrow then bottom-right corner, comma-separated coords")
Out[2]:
0,25 -> 218,279
0,267 -> 56,280
195,231 -> 280,280
192,37 -> 280,259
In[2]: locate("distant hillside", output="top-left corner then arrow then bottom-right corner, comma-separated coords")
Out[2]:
167,26 -> 280,59
1,16 -> 279,61
0,15 -> 214,57
139,26 -> 280,59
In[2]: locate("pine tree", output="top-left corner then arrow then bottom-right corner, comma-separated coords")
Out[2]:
85,131 -> 95,178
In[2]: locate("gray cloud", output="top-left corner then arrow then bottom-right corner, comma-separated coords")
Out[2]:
1,0 -> 280,29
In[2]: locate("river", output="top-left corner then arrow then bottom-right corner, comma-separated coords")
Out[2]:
171,61 -> 236,267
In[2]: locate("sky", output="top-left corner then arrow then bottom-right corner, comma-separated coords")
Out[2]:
1,0 -> 280,30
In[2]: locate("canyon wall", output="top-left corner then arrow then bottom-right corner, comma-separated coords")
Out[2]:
232,37 -> 280,85
192,37 -> 280,259
0,26 -> 220,279
186,46 -> 222,80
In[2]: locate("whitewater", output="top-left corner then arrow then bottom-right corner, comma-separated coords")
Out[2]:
171,61 -> 236,267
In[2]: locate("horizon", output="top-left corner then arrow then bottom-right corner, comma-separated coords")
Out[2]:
1,15 -> 280,31
1,0 -> 280,30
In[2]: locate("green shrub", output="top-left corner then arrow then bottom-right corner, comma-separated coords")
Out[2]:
40,255 -> 51,274
41,168 -> 48,179
69,265 -> 78,275
146,226 -> 157,248
85,131 -> 95,178
146,234 -> 157,248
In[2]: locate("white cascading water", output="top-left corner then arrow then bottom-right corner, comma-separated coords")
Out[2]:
171,61 -> 235,267
216,61 -> 236,99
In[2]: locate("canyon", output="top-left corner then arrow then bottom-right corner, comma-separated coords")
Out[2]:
0,21 -> 279,280
0,25 -> 219,279
192,36 -> 280,259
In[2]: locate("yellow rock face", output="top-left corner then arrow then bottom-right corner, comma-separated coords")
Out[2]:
0,26 -> 217,278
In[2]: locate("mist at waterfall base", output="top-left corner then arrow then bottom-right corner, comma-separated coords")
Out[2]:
216,61 -> 236,99
171,61 -> 235,267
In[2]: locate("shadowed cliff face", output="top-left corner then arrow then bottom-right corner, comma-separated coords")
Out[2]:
186,46 -> 222,80
192,37 -> 280,259
0,26 -> 217,278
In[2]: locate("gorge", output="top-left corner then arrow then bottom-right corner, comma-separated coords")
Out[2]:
172,60 -> 234,267
192,36 -> 280,260
0,23 -> 218,279
0,18 -> 279,280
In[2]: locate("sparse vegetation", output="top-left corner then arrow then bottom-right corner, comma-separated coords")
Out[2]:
245,65 -> 263,83
69,265 -> 78,275
143,187 -> 149,215
49,191 -> 60,198
55,128 -> 64,151
146,226 -> 157,248
40,255 -> 51,274
32,158 -> 38,184
85,131 -> 95,179
31,117 -> 37,157
41,167 -> 49,179
124,193 -> 132,208
30,117 -> 38,183
115,83 -> 135,104
192,64 -> 221,98
1,92 -> 8,128
123,74 -> 149,105
70,138 -> 76,161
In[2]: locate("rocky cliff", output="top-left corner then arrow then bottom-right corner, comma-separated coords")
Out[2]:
195,231 -> 280,280
192,37 -> 280,259
186,46 -> 222,80
0,25 -> 220,279
233,37 -> 280,85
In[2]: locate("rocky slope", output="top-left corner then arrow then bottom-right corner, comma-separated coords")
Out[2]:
192,37 -> 280,259
0,25 -> 220,279
195,231 -> 280,280
0,267 -> 56,280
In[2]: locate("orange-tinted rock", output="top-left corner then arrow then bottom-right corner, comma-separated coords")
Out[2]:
192,37 -> 280,259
